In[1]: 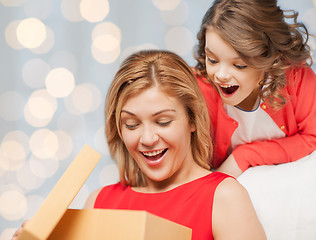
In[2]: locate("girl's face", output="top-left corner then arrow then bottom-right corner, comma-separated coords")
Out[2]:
120,86 -> 196,191
205,29 -> 265,111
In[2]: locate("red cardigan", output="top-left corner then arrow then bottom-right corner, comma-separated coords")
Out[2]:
197,66 -> 316,171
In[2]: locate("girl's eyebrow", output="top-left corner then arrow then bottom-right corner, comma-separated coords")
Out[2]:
121,109 -> 176,117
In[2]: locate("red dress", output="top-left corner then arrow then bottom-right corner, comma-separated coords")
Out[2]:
94,172 -> 231,240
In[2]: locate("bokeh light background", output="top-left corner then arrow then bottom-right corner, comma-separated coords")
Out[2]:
0,0 -> 315,238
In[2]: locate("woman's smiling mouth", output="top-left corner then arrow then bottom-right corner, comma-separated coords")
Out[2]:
141,148 -> 168,165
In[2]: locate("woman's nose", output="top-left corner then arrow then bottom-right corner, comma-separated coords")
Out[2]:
139,126 -> 159,146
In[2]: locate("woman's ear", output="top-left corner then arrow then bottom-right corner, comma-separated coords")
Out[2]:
190,122 -> 197,133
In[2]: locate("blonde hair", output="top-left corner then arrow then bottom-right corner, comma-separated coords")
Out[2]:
105,50 -> 212,187
194,0 -> 312,108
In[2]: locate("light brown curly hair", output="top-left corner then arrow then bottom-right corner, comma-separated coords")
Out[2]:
194,0 -> 312,108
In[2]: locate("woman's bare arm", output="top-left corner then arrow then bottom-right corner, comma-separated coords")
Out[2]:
212,178 -> 266,240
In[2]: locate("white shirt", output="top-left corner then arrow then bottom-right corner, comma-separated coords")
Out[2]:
223,101 -> 285,152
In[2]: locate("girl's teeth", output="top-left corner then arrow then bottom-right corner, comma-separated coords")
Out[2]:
219,84 -> 239,95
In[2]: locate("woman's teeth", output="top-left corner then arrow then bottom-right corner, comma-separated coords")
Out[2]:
142,149 -> 167,161
142,149 -> 165,157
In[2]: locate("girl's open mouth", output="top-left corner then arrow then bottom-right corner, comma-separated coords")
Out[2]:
219,84 -> 239,95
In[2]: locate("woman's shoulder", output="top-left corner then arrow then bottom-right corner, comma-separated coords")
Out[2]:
212,176 -> 267,239
213,176 -> 247,201
84,182 -> 124,209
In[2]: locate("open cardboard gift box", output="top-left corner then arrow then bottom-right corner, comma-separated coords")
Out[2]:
17,145 -> 192,240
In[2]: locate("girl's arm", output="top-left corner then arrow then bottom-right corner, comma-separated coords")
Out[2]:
232,66 -> 316,172
212,178 -> 266,240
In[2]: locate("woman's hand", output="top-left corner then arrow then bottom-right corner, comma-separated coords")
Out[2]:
11,220 -> 29,240
216,154 -> 243,178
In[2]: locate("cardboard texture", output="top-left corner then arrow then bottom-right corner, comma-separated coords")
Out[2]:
48,209 -> 192,240
17,144 -> 192,240
17,144 -> 102,240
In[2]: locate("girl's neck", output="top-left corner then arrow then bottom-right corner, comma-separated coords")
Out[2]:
236,86 -> 261,111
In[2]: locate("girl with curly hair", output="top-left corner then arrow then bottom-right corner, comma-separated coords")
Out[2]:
194,0 -> 316,177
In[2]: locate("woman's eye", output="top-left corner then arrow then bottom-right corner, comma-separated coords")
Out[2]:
157,120 -> 172,127
207,57 -> 218,64
124,123 -> 139,129
234,64 -> 247,69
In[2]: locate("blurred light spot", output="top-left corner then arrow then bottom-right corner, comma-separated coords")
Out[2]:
0,190 -> 27,221
160,1 -> 189,26
92,22 -> 121,42
24,0 -> 53,20
302,8 -> 316,33
48,51 -> 77,73
91,22 -> 121,64
165,26 -> 194,56
29,155 -> 59,179
152,0 -> 181,11
0,131 -> 29,172
99,164 -> 119,186
80,0 -> 109,23
0,131 -> 29,171
29,128 -> 59,159
28,97 -> 55,119
0,91 -> 24,121
0,0 -> 24,7
0,150 -> 11,171
69,184 -> 89,209
16,18 -> 47,49
45,68 -> 75,98
30,26 -> 55,54
94,126 -> 109,155
22,58 -> 50,89
16,163 -> 44,190
0,228 -> 18,240
53,130 -> 73,161
70,83 -> 102,114
92,43 -> 120,64
24,89 -> 57,127
61,0 -> 83,22
0,141 -> 26,172
5,20 -> 24,49
93,34 -> 119,52
24,195 -> 44,219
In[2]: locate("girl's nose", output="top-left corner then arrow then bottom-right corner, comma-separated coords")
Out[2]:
215,66 -> 231,82
139,126 -> 159,146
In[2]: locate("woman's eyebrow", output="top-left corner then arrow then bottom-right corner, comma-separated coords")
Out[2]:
121,109 -> 176,117
121,110 -> 135,116
152,109 -> 176,117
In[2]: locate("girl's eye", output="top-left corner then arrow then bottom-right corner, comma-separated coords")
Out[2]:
234,64 -> 247,70
207,57 -> 218,64
157,120 -> 172,127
